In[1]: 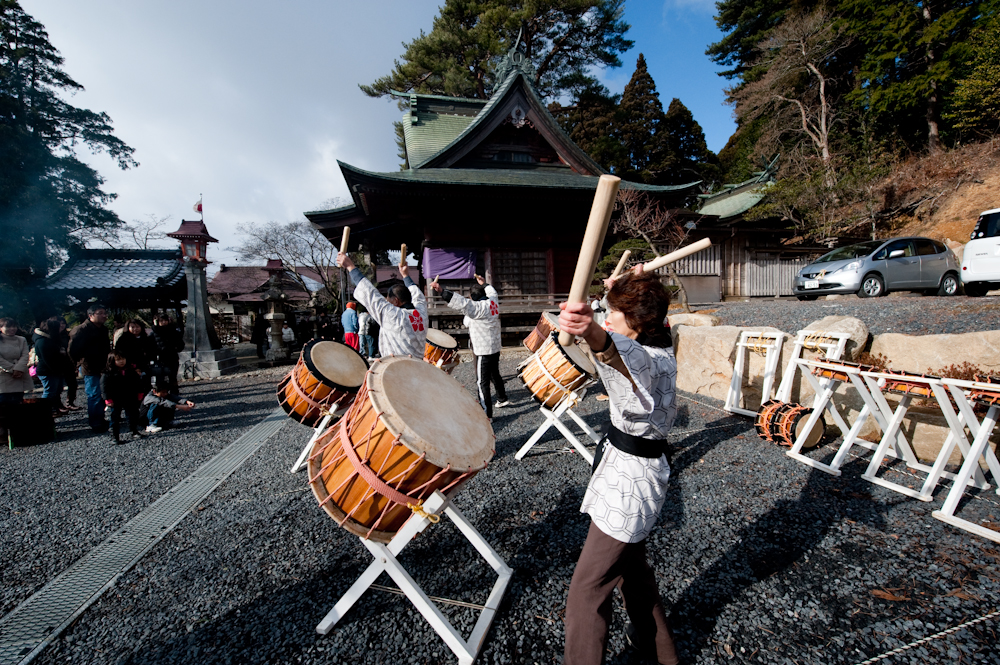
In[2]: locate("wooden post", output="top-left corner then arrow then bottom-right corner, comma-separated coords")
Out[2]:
559,175 -> 621,346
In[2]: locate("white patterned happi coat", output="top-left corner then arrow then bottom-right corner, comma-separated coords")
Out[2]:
448,285 -> 501,356
581,332 -> 678,543
352,275 -> 428,358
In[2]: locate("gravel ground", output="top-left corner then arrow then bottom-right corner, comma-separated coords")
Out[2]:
3,305 -> 999,665
700,293 -> 1000,336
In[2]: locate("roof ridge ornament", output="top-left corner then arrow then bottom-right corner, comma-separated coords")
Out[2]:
490,28 -> 536,95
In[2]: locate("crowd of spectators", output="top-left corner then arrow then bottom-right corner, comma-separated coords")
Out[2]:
0,304 -> 192,446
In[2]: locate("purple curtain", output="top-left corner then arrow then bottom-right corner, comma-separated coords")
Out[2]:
422,248 -> 476,280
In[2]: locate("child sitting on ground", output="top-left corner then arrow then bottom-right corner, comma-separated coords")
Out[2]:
143,378 -> 194,433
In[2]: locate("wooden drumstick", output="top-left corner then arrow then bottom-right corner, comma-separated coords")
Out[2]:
400,243 -> 407,263
641,238 -> 711,273
434,274 -> 439,282
340,227 -> 350,254
559,174 -> 621,346
610,249 -> 632,279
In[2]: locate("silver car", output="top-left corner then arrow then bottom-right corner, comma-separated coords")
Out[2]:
793,237 -> 961,300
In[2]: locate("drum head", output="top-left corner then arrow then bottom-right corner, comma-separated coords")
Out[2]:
367,356 -> 494,471
550,334 -> 597,375
541,312 -> 560,328
305,341 -> 368,390
425,327 -> 458,350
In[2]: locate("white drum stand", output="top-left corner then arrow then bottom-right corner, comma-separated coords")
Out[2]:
724,331 -> 784,417
774,329 -> 852,403
316,491 -> 513,664
515,389 -> 599,465
290,412 -> 335,474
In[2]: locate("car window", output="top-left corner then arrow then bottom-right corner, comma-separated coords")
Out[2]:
972,212 -> 1000,239
882,239 -> 914,258
914,239 -> 938,256
814,240 -> 884,263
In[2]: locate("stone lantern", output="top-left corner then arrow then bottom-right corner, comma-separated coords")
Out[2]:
167,219 -> 237,377
261,259 -> 290,362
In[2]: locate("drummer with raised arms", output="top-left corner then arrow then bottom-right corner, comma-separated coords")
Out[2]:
338,252 -> 427,358
430,271 -> 510,419
557,264 -> 679,665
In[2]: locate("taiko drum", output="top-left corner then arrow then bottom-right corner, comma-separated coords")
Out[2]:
307,356 -> 495,542
423,327 -> 460,374
277,340 -> 368,428
522,312 -> 562,353
519,333 -> 597,409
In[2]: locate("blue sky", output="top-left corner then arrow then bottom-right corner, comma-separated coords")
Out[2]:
21,0 -> 734,269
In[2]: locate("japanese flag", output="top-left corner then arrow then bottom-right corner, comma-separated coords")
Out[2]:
193,197 -> 203,213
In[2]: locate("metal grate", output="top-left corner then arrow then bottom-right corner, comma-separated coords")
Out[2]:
0,409 -> 287,665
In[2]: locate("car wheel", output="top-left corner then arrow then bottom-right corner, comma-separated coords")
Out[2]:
796,295 -> 818,301
964,282 -> 986,297
937,273 -> 959,296
858,273 -> 884,298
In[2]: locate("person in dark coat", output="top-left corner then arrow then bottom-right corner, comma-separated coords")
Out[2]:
151,314 -> 184,394
59,318 -> 81,411
32,317 -> 66,416
68,304 -> 111,432
101,351 -> 146,444
251,312 -> 269,358
115,319 -> 155,393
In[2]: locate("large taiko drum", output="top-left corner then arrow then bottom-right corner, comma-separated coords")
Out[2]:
754,400 -> 786,441
277,340 -> 368,428
519,333 -> 597,409
423,328 -> 460,374
523,312 -> 561,353
307,356 -> 495,543
773,404 -> 825,449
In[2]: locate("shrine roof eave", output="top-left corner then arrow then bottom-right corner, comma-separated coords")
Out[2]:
389,89 -> 489,106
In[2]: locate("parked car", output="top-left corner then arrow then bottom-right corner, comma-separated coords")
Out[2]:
792,237 -> 961,300
961,208 -> 1000,297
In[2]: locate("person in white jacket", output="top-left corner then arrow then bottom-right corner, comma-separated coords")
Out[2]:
431,273 -> 509,419
337,252 -> 427,358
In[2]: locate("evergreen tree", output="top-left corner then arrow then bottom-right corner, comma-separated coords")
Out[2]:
0,0 -> 136,289
361,0 -> 633,102
613,53 -> 671,183
661,98 -> 720,186
547,73 -> 624,170
706,0 -> 792,82
944,4 -> 1000,137
841,0 -> 982,153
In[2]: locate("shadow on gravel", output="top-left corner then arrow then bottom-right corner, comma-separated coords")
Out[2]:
667,466 -> 888,662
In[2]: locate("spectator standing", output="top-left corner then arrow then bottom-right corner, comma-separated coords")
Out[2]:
337,253 -> 427,358
430,273 -> 509,419
341,301 -> 359,351
281,321 -> 296,349
59,318 -> 81,411
0,317 -> 32,446
358,309 -> 375,359
251,313 -> 269,358
101,351 -> 145,444
68,304 -> 111,432
115,319 -> 155,393
33,317 -> 67,417
151,314 -> 184,394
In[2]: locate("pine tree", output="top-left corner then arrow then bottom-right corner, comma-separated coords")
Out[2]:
946,7 -> 1000,136
0,0 -> 136,289
614,54 -> 671,183
547,73 -> 624,170
661,98 -> 720,186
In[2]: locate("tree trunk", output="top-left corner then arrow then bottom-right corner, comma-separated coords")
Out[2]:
924,3 -> 942,154
667,265 -> 691,313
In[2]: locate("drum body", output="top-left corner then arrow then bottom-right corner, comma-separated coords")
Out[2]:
754,400 -> 785,441
522,312 -> 561,353
883,370 -> 939,398
812,360 -> 875,384
308,356 -> 494,542
774,404 -> 825,448
423,328 -> 460,374
518,333 -> 597,409
277,340 -> 368,428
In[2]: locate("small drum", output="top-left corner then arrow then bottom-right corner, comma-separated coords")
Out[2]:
308,356 -> 494,542
523,312 -> 561,353
518,333 -> 597,409
883,369 -> 938,398
773,404 -> 825,449
812,360 -> 875,384
424,328 -> 460,374
754,400 -> 786,441
277,340 -> 368,428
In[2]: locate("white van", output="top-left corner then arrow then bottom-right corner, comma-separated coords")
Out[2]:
961,208 -> 1000,296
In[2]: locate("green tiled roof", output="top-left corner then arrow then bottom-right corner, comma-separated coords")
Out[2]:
339,162 -> 699,192
402,110 -> 480,167
698,184 -> 769,219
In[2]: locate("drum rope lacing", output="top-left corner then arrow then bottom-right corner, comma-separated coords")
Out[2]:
523,342 -> 594,409
802,330 -> 831,352
746,334 -> 772,355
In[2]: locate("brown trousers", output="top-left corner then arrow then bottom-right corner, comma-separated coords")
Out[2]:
564,521 -> 678,665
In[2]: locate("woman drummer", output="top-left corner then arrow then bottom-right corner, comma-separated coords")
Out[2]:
558,266 -> 679,665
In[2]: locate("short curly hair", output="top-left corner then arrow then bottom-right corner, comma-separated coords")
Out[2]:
606,271 -> 671,345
